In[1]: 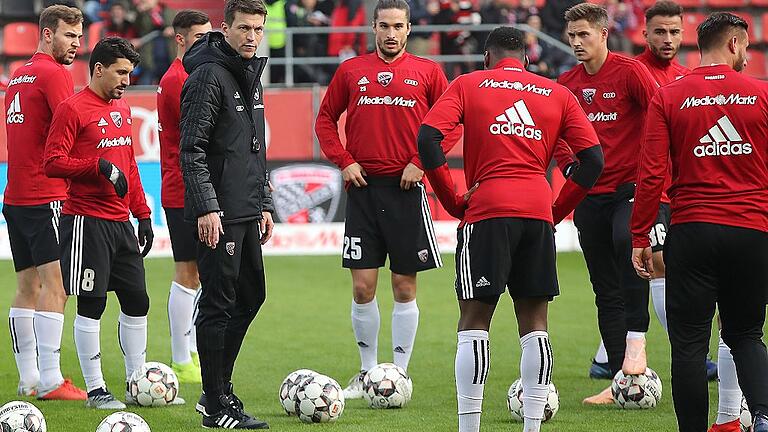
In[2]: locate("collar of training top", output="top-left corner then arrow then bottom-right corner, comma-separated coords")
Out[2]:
492,58 -> 525,71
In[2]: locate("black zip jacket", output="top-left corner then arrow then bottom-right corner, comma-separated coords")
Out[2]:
180,32 -> 274,224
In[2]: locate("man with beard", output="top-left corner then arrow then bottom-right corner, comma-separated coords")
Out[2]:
315,0 -> 461,399
3,4 -> 87,401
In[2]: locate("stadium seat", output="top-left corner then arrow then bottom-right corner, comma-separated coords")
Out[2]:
87,21 -> 105,53
762,13 -> 768,44
733,13 -> 758,43
1,0 -> 36,18
8,59 -> 30,76
682,12 -> 705,46
3,22 -> 40,57
64,60 -> 90,88
744,50 -> 767,79
751,0 -> 768,6
684,51 -> 700,69
706,0 -> 747,6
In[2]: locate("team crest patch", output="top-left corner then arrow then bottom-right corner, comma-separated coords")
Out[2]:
582,88 -> 596,105
377,71 -> 393,87
110,111 -> 123,128
269,164 -> 343,223
418,249 -> 429,263
226,242 -> 235,256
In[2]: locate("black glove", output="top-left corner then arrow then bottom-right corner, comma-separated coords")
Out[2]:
137,218 -> 154,257
98,158 -> 128,198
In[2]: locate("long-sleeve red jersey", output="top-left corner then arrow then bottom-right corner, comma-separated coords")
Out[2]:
4,52 -> 73,205
157,58 -> 186,208
557,52 -> 658,194
421,58 -> 600,224
631,64 -> 768,248
44,87 -> 150,222
315,52 -> 460,175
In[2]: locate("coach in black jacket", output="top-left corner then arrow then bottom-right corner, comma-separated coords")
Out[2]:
179,0 -> 273,428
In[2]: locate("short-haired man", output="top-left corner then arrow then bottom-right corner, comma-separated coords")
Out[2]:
180,0 -> 274,428
315,0 -> 460,399
157,8 -> 211,384
558,2 -> 659,404
3,4 -> 87,400
418,26 -> 603,432
631,12 -> 768,432
44,37 -> 158,410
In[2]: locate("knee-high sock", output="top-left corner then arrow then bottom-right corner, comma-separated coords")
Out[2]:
74,315 -> 104,392
34,311 -> 64,391
392,300 -> 419,371
168,281 -> 196,364
650,278 -> 668,331
594,340 -> 608,363
118,313 -> 147,382
456,330 -> 489,432
520,331 -> 553,432
9,308 -> 39,389
351,298 -> 379,371
717,336 -> 742,424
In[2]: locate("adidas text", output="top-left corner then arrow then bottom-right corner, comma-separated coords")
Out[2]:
588,112 -> 617,122
680,93 -> 757,110
490,122 -> 542,139
478,79 -> 552,96
694,142 -> 752,157
357,95 -> 416,107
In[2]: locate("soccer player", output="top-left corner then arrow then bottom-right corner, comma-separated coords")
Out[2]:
558,2 -> 659,404
631,12 -> 768,432
315,0 -> 461,399
417,26 -> 603,432
157,9 -> 211,384
3,4 -> 87,400
180,0 -> 274,428
43,37 -> 160,410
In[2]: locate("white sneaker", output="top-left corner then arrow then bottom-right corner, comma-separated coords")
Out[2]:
343,370 -> 366,400
17,382 -> 37,397
86,388 -> 126,410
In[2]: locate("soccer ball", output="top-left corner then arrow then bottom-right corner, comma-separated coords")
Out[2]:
293,374 -> 344,423
611,368 -> 662,409
0,401 -> 46,432
96,412 -> 151,432
362,363 -> 413,409
128,362 -> 180,407
506,379 -> 559,422
278,369 -> 318,415
741,397 -> 753,432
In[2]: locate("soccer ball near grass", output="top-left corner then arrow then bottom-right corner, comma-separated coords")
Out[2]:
506,379 -> 559,422
293,374 -> 344,423
362,363 -> 413,409
96,412 -> 151,432
279,369 -> 318,415
611,368 -> 662,409
0,401 -> 46,432
128,362 -> 180,407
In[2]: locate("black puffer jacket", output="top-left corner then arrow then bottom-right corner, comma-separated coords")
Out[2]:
180,32 -> 274,224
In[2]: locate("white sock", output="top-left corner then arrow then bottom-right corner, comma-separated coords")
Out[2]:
168,281 -> 196,364
351,298 -> 379,371
650,278 -> 668,331
456,330 -> 488,432
717,336 -> 742,424
520,331 -> 553,432
392,299 -> 419,371
74,315 -> 104,392
34,311 -> 64,391
594,340 -> 608,363
118,312 -> 147,381
189,286 -> 201,355
9,308 -> 39,389
627,331 -> 646,340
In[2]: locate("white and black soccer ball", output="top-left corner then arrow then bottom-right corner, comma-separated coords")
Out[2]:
362,363 -> 413,409
611,368 -> 662,409
741,397 -> 753,432
0,401 -> 46,432
128,361 -> 180,407
96,411 -> 151,432
293,374 -> 344,423
278,369 -> 318,415
506,379 -> 559,422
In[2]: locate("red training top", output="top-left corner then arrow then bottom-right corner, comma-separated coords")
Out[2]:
316,52 -> 461,176
44,87 -> 150,222
557,52 -> 658,194
631,64 -> 768,248
636,48 -> 690,88
4,52 -> 72,206
157,58 -> 186,209
421,58 -> 600,224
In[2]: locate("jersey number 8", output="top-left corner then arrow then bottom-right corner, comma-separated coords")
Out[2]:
82,268 -> 96,292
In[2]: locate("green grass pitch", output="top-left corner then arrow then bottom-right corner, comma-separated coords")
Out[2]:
0,253 -> 723,431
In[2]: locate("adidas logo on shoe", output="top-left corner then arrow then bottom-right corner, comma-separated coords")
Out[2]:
475,277 -> 490,288
394,346 -> 406,354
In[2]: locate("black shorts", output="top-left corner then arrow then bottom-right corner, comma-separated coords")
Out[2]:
59,214 -> 146,297
649,203 -> 671,253
164,207 -> 197,262
3,201 -> 63,272
454,217 -> 559,301
342,177 -> 441,274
